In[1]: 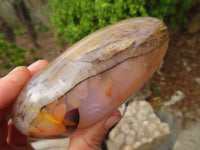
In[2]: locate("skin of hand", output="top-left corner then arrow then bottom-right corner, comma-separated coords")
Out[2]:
0,60 -> 121,150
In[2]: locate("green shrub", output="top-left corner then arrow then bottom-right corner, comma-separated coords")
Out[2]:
48,0 -> 191,45
0,40 -> 27,75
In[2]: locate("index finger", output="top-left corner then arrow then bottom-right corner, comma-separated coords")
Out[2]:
0,67 -> 31,109
0,60 -> 48,109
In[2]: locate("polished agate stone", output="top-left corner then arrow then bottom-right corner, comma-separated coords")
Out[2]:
12,17 -> 169,139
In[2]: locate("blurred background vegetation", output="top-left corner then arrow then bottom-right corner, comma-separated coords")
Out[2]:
0,0 -> 194,76
48,0 -> 191,45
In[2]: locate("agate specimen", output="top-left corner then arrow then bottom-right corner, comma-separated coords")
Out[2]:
12,17 -> 169,139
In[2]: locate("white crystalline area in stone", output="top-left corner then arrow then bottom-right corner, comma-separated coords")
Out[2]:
109,100 -> 170,150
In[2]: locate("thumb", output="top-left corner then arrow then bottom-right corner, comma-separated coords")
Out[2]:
68,110 -> 121,150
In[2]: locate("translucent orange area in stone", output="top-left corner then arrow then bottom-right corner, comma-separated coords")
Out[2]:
52,103 -> 66,122
100,76 -> 112,99
28,111 -> 66,138
106,86 -> 112,98
28,104 -> 67,138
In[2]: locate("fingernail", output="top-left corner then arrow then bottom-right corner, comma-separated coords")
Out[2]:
104,110 -> 121,130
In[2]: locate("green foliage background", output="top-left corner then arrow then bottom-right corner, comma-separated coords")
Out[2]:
48,0 -> 191,45
0,39 -> 41,76
0,40 -> 26,72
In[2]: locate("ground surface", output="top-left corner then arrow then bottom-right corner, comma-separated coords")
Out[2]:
149,32 -> 200,126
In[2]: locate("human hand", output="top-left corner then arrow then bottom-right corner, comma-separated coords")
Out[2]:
68,109 -> 121,150
0,60 -> 48,150
0,60 -> 121,150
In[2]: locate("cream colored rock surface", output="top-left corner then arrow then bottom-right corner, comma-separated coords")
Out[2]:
108,100 -> 170,150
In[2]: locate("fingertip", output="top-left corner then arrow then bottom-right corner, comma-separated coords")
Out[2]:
28,60 -> 48,76
104,109 -> 121,131
3,66 -> 31,89
5,66 -> 31,88
110,109 -> 121,117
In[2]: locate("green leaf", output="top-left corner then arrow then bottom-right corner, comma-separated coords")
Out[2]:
153,87 -> 162,94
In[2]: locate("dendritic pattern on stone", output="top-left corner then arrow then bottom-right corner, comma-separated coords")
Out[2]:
109,100 -> 170,150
